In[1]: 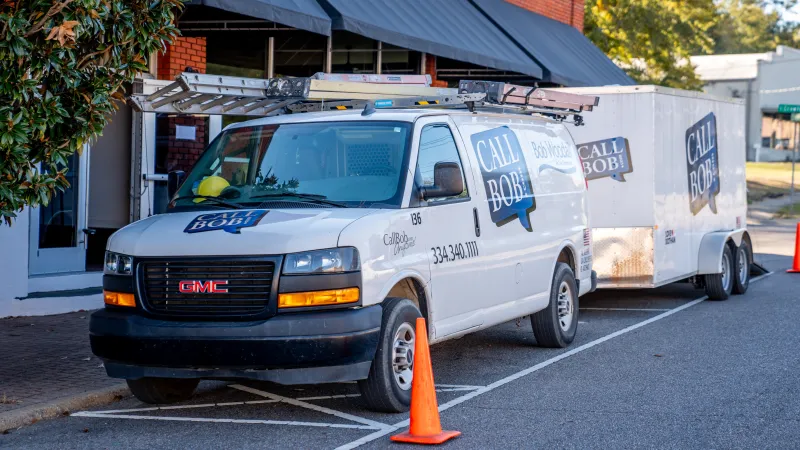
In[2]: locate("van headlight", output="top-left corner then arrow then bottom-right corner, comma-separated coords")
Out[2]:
104,252 -> 133,276
283,247 -> 360,275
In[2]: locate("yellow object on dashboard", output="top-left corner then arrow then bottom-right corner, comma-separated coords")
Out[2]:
194,176 -> 230,202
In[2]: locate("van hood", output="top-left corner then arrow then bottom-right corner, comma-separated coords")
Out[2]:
107,208 -> 378,257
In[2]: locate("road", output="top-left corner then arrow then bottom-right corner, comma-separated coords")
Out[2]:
2,224 -> 798,449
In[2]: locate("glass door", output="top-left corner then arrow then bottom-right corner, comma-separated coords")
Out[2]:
29,147 -> 90,275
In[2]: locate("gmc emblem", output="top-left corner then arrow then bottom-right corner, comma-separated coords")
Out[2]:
178,280 -> 228,294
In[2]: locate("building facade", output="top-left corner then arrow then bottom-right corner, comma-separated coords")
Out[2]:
691,46 -> 800,162
0,0 -> 631,317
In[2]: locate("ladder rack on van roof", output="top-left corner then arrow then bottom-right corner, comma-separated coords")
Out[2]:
129,73 -> 598,125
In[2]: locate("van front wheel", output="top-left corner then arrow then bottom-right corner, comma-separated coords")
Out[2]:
358,297 -> 422,413
531,262 -> 578,348
126,378 -> 199,404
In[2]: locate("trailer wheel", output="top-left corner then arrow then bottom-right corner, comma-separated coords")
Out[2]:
126,378 -> 199,404
704,244 -> 734,300
358,297 -> 421,413
531,263 -> 578,348
732,240 -> 751,295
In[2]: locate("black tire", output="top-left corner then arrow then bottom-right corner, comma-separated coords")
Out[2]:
126,378 -> 199,404
732,240 -> 751,295
531,263 -> 579,348
704,244 -> 734,301
358,297 -> 422,413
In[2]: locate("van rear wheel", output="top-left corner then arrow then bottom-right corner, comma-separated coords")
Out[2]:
126,378 -> 199,404
704,244 -> 734,300
358,297 -> 422,413
531,263 -> 578,348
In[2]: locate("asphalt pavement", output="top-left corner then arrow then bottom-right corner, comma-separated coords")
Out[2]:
2,224 -> 798,449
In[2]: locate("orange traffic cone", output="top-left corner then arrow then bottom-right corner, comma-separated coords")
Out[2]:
391,318 -> 461,445
789,222 -> 800,273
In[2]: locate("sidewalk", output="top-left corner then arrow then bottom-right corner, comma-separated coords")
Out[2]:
0,311 -> 127,432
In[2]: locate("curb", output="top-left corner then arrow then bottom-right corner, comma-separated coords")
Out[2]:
0,384 -> 129,433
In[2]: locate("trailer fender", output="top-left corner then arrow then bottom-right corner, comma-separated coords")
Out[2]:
697,230 -> 746,275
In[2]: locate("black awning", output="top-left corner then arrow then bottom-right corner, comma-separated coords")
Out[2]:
321,0 -> 544,78
471,0 -> 634,87
189,0 -> 332,35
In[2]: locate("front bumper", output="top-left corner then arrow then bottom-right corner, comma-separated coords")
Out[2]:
90,305 -> 381,385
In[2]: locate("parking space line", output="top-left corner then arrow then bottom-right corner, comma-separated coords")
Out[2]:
70,412 -> 380,430
296,394 -> 363,401
436,384 -> 483,389
230,384 -> 392,431
581,307 -> 672,312
79,399 -> 281,414
335,272 -> 773,450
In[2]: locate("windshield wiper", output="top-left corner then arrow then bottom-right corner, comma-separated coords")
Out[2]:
172,195 -> 244,209
248,192 -> 348,208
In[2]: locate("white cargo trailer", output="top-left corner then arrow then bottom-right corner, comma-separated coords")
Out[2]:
561,85 -> 752,300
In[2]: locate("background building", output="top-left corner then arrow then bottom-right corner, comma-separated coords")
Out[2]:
0,0 -> 633,317
691,46 -> 800,162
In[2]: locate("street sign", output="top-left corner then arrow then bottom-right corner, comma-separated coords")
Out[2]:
778,104 -> 800,113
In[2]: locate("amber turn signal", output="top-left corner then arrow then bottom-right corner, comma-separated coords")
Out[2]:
278,287 -> 359,308
104,291 -> 136,307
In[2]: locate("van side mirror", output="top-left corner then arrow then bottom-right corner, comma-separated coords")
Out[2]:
167,170 -> 186,198
421,162 -> 464,200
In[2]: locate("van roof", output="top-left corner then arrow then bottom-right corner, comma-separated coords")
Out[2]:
223,108 -> 559,132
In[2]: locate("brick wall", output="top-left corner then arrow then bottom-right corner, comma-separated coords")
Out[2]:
505,0 -> 584,30
424,56 -> 448,88
161,116 -> 207,173
156,37 -> 207,81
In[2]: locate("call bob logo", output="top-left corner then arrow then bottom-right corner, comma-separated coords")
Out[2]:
470,126 -> 535,231
686,112 -> 720,215
577,137 -> 632,182
185,210 -> 268,234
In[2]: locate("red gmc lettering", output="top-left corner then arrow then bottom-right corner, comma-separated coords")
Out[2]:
178,280 -> 228,294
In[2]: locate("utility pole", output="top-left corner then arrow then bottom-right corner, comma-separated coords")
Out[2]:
792,121 -> 797,205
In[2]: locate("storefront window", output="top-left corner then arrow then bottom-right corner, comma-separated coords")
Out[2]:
206,32 -> 266,78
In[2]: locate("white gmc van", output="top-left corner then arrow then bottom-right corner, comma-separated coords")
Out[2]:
92,83 -> 596,412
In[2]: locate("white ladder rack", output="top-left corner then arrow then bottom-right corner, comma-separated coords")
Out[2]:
128,72 -> 599,124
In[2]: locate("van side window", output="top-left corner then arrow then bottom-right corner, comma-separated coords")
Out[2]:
415,124 -> 468,204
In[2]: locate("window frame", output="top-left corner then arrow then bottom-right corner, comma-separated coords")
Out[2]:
410,122 -> 471,208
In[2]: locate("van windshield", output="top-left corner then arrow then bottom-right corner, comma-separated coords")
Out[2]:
170,121 -> 412,210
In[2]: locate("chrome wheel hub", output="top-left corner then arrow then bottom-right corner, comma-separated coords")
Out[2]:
392,323 -> 415,391
737,247 -> 748,285
557,281 -> 574,332
721,251 -> 731,291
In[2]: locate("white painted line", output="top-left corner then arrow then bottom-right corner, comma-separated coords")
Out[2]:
230,384 -> 392,431
85,399 -> 279,414
435,384 -> 483,389
70,411 -> 380,430
581,307 -> 672,312
335,272 -> 774,450
296,394 -> 362,401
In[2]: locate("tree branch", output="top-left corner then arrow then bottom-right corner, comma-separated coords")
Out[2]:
24,0 -> 74,37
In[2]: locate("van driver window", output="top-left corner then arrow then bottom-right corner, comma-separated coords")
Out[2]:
415,124 -> 468,203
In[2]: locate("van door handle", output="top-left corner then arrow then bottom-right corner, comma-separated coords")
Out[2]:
473,207 -> 481,237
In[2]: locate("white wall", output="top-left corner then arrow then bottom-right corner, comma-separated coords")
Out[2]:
758,57 -> 800,112
702,79 -> 761,161
0,209 -> 31,317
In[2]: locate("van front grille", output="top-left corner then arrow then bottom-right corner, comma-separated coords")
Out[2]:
140,260 -> 276,317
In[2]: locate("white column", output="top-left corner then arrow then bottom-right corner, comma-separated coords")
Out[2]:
376,41 -> 382,74
325,36 -> 333,73
267,37 -> 274,78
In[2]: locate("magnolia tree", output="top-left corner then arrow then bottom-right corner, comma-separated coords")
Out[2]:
0,0 -> 182,225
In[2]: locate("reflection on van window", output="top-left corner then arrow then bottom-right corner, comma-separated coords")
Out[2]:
415,124 -> 468,203
171,121 -> 412,210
